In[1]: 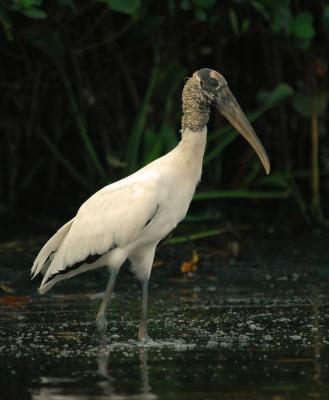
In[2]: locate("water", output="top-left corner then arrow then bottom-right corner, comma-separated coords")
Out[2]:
1,279 -> 329,400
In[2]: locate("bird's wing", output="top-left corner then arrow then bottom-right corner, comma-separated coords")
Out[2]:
41,173 -> 160,282
31,218 -> 75,278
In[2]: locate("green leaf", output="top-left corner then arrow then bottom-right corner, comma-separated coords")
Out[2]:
184,212 -> 222,222
100,0 -> 140,15
292,91 -> 328,117
291,12 -> 315,40
0,6 -> 13,40
21,0 -> 40,8
57,0 -> 76,11
57,67 -> 107,179
251,0 -> 292,34
192,0 -> 216,9
194,190 -> 289,201
167,227 -> 236,245
23,7 -> 47,18
14,0 -> 41,9
241,18 -> 250,34
0,6 -> 11,23
271,1 -> 292,34
39,132 -> 91,189
194,8 -> 207,21
257,83 -> 294,108
259,172 -> 289,189
180,0 -> 191,11
106,153 -> 126,168
143,130 -> 163,165
229,8 -> 239,36
204,129 -> 238,166
251,1 -> 269,20
125,56 -> 159,174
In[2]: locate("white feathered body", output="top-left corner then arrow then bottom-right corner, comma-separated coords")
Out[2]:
32,128 -> 207,293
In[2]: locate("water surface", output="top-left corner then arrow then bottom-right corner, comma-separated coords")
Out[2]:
1,279 -> 329,399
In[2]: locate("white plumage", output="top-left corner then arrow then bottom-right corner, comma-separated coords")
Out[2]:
32,68 -> 269,343
32,128 -> 206,291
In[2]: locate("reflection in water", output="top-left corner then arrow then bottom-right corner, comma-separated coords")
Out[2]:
311,287 -> 321,385
97,341 -> 156,400
6,283 -> 329,400
139,348 -> 152,396
32,342 -> 156,400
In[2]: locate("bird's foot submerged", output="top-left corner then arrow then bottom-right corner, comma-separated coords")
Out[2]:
138,335 -> 154,346
96,313 -> 108,342
138,328 -> 154,346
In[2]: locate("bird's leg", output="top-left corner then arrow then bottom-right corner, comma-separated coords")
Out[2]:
96,269 -> 118,338
138,279 -> 153,345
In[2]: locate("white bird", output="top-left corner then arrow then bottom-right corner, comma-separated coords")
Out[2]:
31,68 -> 270,344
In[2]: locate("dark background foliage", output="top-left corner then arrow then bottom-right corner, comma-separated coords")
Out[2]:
1,0 -> 329,232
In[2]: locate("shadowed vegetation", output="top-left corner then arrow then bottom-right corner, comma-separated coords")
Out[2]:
0,0 -> 328,234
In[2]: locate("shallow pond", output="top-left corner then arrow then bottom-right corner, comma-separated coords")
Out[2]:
1,278 -> 329,400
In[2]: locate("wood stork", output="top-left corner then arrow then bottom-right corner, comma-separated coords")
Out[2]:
31,68 -> 270,344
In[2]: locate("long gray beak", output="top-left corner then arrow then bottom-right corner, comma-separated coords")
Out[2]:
216,86 -> 270,175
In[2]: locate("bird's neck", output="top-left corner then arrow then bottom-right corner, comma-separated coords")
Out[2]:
181,76 -> 211,131
177,127 -> 207,169
171,76 -> 210,179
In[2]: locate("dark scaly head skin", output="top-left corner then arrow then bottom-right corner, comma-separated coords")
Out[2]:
181,68 -> 232,131
192,68 -> 228,102
181,70 -> 213,131
182,68 -> 270,175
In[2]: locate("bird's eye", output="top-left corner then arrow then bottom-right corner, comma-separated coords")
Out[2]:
209,78 -> 219,88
